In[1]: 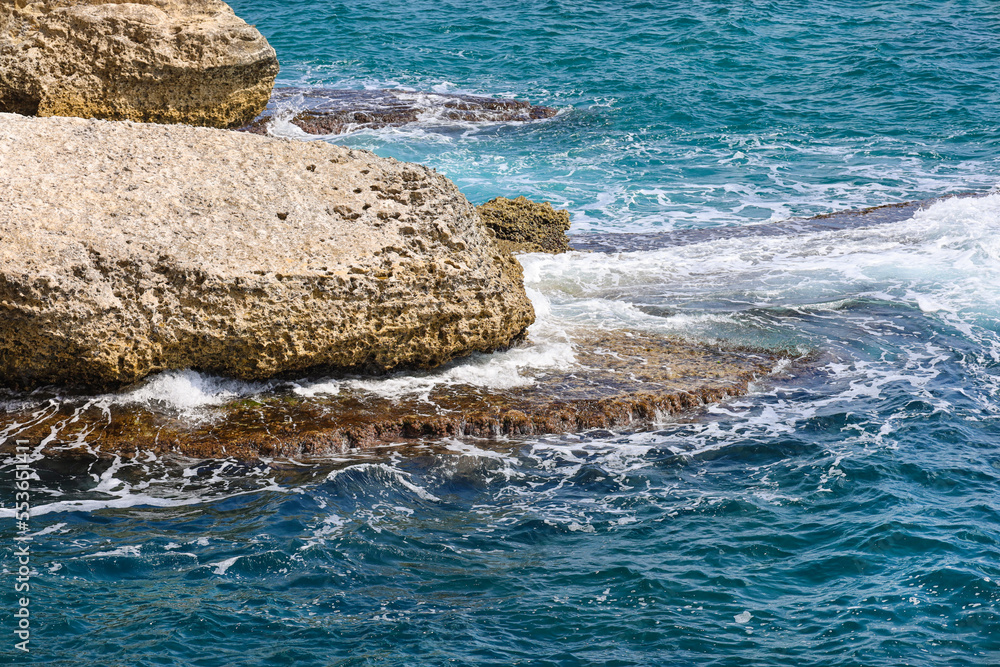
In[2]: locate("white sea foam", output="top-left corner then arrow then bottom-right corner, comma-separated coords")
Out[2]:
0,493 -> 204,518
524,194 -> 1000,328
0,452 -> 289,518
300,513 -> 349,550
113,370 -> 273,412
325,463 -> 441,502
210,556 -> 240,575
29,522 -> 67,538
89,545 -> 141,559
345,338 -> 575,400
291,381 -> 341,398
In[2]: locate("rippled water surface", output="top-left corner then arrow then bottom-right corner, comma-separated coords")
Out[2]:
3,1 -> 1000,665
239,0 -> 1000,231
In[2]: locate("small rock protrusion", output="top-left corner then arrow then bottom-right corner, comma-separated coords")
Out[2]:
477,196 -> 572,254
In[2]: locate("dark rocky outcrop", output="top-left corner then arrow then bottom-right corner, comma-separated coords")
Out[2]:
477,196 -> 572,254
240,88 -> 558,136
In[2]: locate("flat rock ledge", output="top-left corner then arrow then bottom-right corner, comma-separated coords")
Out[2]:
0,330 -> 806,461
0,0 -> 278,128
0,113 -> 534,389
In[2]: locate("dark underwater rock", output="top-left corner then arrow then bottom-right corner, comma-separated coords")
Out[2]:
239,88 -> 558,136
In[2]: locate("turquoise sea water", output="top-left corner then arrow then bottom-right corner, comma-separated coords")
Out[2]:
3,1 -> 1000,664
247,0 -> 1000,230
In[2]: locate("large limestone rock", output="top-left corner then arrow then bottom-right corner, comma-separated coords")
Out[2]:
0,0 -> 278,128
0,113 -> 535,389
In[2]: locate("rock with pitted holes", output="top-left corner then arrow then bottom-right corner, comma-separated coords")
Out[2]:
0,0 -> 278,128
0,113 -> 535,389
477,196 -> 572,254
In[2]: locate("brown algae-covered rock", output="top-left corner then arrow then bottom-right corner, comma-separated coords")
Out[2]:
0,330 -> 800,460
477,196 -> 572,254
0,113 -> 534,389
0,0 -> 278,128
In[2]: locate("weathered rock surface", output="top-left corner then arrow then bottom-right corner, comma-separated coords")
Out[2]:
477,196 -> 572,254
0,329 -> 803,460
0,113 -> 534,389
240,88 -> 558,136
0,0 -> 278,128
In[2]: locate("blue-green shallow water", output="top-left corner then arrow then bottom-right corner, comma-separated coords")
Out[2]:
3,1 -> 1000,665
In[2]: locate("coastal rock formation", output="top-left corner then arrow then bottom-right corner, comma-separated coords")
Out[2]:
240,88 -> 558,136
0,330 -> 799,460
0,0 -> 278,128
477,196 -> 572,254
0,113 -> 534,389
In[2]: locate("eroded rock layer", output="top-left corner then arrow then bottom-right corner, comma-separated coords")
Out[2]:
0,0 -> 279,128
0,113 -> 534,389
0,330 -> 802,460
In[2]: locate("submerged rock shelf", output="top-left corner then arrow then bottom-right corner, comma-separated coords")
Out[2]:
239,87 -> 559,136
568,195 -> 985,253
0,330 -> 804,461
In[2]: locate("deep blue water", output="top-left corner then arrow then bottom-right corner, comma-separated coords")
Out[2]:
3,1 -> 1000,665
